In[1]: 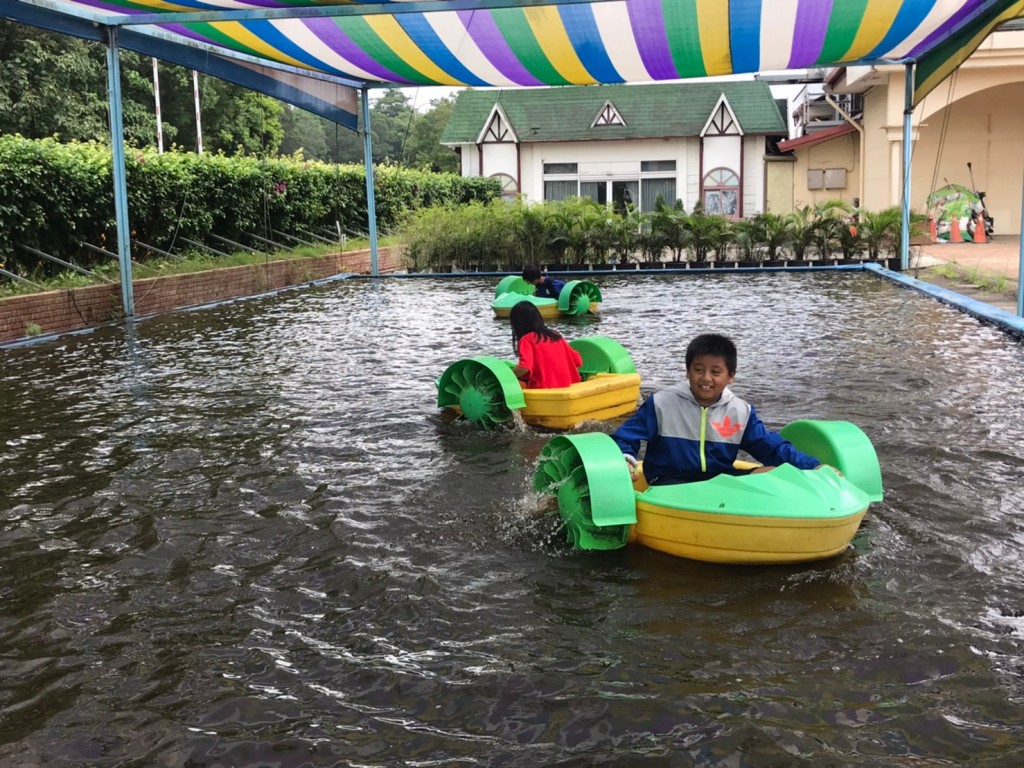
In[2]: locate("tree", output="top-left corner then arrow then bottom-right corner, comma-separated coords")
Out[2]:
403,97 -> 458,172
0,22 -> 109,141
278,105 -> 329,160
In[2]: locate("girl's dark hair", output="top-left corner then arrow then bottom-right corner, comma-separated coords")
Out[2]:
685,333 -> 738,374
522,266 -> 542,282
510,301 -> 562,353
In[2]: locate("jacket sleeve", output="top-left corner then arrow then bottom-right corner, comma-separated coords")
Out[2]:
740,406 -> 820,469
611,396 -> 659,459
551,278 -> 566,297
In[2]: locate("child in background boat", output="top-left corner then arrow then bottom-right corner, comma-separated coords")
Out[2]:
611,333 -> 828,485
510,301 -> 582,389
522,266 -> 565,299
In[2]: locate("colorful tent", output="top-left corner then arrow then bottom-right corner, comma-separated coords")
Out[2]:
8,0 -> 1024,105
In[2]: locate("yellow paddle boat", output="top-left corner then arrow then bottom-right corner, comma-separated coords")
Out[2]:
437,336 -> 639,430
532,420 -> 884,564
491,275 -> 602,319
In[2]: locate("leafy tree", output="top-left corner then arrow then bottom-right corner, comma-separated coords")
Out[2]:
403,97 -> 458,172
278,106 -> 329,160
0,22 -> 108,141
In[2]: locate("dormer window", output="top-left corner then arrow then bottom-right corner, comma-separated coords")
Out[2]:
701,95 -> 743,137
592,101 -> 625,128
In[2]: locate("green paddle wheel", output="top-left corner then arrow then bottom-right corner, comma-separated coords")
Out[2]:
436,357 -> 526,429
558,280 -> 603,315
533,433 -> 637,550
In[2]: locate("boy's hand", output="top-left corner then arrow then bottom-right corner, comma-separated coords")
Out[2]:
815,464 -> 844,477
624,455 -> 639,481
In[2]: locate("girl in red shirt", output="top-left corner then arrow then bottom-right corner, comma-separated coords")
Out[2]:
510,301 -> 583,389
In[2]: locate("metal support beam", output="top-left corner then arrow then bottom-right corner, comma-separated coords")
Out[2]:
16,244 -> 115,283
1018,165 -> 1024,317
0,268 -> 43,289
900,62 -> 914,272
361,86 -> 380,277
105,28 -> 135,318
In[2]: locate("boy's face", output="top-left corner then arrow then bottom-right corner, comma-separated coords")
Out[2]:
686,354 -> 735,407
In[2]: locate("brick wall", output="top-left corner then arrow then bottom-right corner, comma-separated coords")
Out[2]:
0,246 -> 405,344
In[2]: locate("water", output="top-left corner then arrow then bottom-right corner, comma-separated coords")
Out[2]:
2,272 -> 1024,766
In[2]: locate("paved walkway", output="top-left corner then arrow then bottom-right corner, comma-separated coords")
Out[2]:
906,234 -> 1021,315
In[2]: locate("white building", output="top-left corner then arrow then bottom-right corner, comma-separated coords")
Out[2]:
440,82 -> 788,218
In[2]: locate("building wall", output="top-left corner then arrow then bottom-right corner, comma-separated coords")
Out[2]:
790,131 -> 861,210
912,81 -> 1024,234
852,31 -> 1024,233
765,158 -> 795,214
480,142 -> 518,180
742,135 -> 766,216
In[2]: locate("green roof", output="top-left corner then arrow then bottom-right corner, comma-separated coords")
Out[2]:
441,81 -> 786,145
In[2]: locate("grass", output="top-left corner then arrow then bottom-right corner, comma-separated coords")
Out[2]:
924,262 -> 1015,295
0,236 -> 394,300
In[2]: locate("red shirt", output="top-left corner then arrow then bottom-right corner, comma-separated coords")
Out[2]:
518,333 -> 583,389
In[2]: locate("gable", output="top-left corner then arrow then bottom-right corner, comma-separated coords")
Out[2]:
701,95 -> 743,137
477,104 -> 518,144
592,100 -> 626,128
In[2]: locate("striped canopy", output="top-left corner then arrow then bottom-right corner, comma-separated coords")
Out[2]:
10,0 -> 1024,104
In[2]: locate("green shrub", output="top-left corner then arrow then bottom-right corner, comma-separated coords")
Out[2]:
0,135 -> 500,277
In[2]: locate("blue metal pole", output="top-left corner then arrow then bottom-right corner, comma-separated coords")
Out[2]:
105,28 -> 135,318
1018,162 -> 1024,316
900,63 -> 914,272
361,86 -> 380,277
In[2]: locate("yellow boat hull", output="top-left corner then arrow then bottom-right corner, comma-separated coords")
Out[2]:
628,501 -> 867,564
521,373 -> 641,430
493,301 -> 596,320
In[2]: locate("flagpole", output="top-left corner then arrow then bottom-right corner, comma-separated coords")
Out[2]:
152,58 -> 163,153
193,70 -> 203,155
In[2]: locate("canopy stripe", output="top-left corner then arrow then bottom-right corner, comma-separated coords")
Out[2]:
8,0 -> 1024,103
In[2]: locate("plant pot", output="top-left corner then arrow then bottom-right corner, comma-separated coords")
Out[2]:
689,261 -> 712,270
787,260 -> 811,267
711,261 -> 737,269
761,260 -> 786,268
639,262 -> 665,270
591,263 -> 616,271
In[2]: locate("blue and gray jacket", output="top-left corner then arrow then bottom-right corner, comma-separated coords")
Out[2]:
611,382 -> 820,485
535,276 -> 565,299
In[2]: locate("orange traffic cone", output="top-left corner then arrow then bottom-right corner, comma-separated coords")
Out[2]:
949,216 -> 964,243
973,212 -> 987,244
927,215 -> 937,242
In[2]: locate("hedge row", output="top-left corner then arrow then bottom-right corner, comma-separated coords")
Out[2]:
0,136 -> 500,276
400,197 -> 917,271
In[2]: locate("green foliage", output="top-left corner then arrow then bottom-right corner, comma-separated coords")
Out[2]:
398,197 -> 920,271
0,135 -> 500,276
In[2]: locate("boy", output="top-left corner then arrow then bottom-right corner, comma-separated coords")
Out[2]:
611,333 -> 826,485
522,266 -> 564,299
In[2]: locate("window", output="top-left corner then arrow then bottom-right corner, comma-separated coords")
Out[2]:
544,180 -> 578,202
641,178 -> 677,212
543,163 -> 578,175
703,167 -> 740,218
491,173 -> 519,199
641,160 -> 676,173
640,160 -> 677,212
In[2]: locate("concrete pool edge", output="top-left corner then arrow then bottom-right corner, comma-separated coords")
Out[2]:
863,263 -> 1024,339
